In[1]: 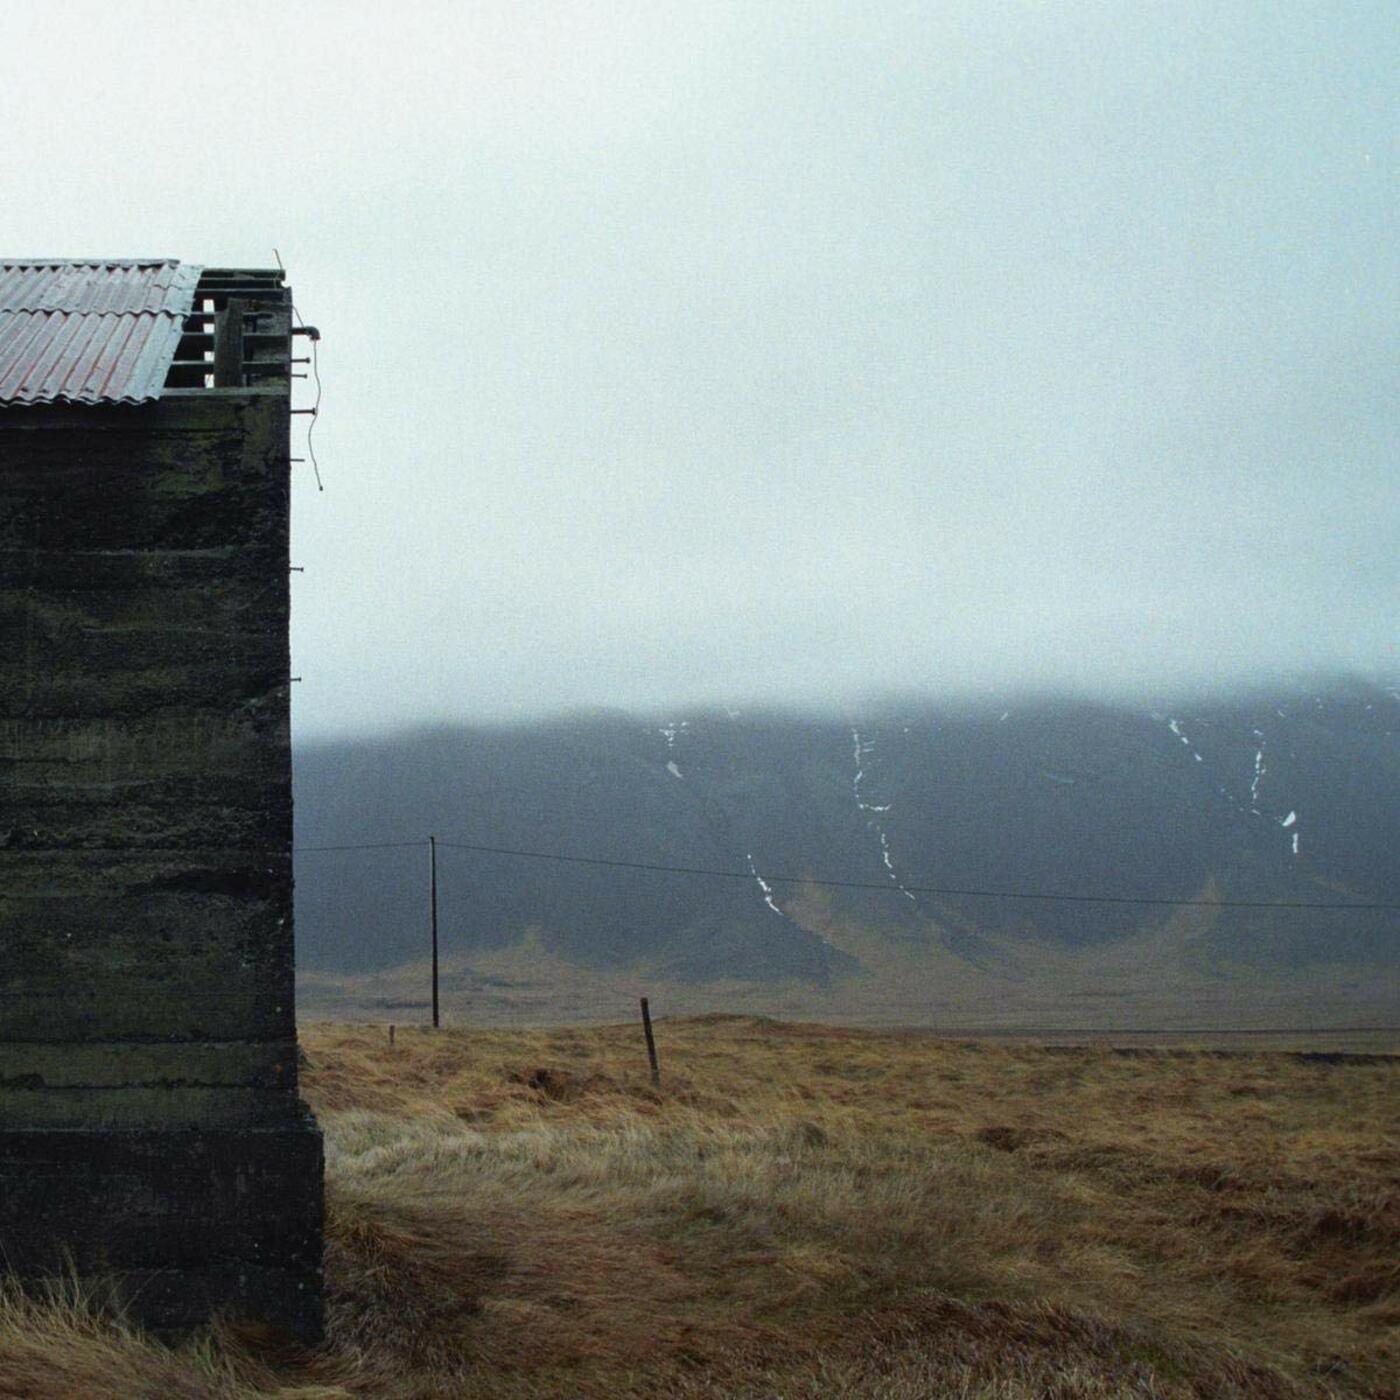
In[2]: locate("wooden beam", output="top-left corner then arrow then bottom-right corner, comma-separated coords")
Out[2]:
212,298 -> 248,388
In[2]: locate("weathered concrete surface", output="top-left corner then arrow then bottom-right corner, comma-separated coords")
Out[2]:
0,1120 -> 323,1338
0,386 -> 324,1339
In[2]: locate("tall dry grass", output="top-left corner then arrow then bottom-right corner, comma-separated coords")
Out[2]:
1,1017 -> 1396,1397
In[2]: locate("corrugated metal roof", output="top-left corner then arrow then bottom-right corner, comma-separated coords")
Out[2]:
0,259 -> 201,406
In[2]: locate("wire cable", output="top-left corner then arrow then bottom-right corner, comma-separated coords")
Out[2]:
297,839 -> 426,853
273,248 -> 324,490
434,839 -> 1395,910
303,329 -> 324,491
291,835 -> 1398,911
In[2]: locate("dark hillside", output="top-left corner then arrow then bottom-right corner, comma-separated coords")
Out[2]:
293,679 -> 1400,983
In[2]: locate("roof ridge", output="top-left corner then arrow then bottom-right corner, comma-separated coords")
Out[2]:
0,308 -> 189,316
1,258 -> 180,266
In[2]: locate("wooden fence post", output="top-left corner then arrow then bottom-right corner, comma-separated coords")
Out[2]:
640,997 -> 660,1087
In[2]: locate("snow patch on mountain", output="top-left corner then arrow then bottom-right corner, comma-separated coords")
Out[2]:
746,853 -> 785,918
659,720 -> 689,749
1166,717 -> 1208,767
1250,734 -> 1266,812
851,727 -> 917,902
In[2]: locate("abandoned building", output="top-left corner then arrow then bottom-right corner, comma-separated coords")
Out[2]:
0,259 -> 323,1338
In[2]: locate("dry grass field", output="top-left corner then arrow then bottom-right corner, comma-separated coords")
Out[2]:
1,1017 -> 1397,1398
297,912 -> 1400,1033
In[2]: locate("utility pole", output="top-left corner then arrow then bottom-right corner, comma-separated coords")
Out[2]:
429,835 -> 439,1029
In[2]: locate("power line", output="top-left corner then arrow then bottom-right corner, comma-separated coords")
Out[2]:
293,835 -> 1399,912
297,839 -> 425,853
435,839 -> 1395,911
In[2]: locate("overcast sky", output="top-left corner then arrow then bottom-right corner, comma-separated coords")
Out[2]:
5,2 -> 1395,735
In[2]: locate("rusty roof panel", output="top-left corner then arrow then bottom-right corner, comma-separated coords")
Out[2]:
0,311 -> 189,406
0,259 -> 201,405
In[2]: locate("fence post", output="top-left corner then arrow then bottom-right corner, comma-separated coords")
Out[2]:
640,996 -> 660,1086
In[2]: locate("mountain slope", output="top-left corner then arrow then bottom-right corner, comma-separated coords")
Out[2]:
292,679 -> 1399,995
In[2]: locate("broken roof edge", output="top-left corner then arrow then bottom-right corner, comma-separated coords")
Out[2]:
0,260 -> 297,407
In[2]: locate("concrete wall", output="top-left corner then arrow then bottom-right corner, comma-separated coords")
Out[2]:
0,389 -> 323,1337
